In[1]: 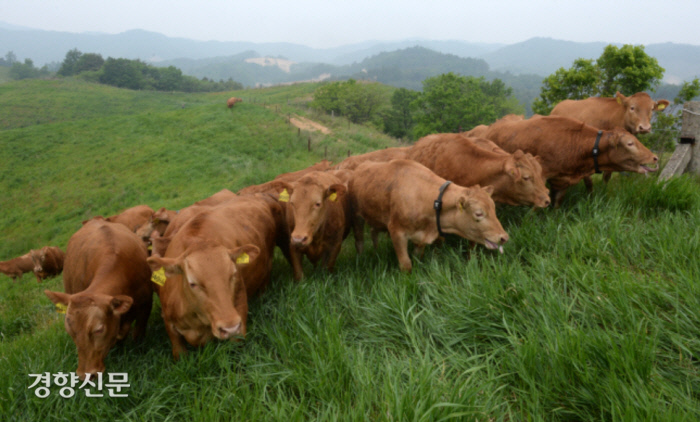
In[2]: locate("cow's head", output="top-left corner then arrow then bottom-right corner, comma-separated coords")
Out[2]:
500,150 -> 550,208
274,177 -> 346,248
603,129 -> 659,174
30,248 -> 46,275
616,92 -> 670,134
44,290 -> 133,379
446,185 -> 509,252
147,242 -> 259,341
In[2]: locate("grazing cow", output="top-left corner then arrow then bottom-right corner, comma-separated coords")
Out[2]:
550,92 -> 670,187
44,219 -> 153,379
227,97 -> 243,108
273,160 -> 334,181
407,133 -> 550,208
0,252 -> 35,282
30,246 -> 65,282
478,115 -> 659,207
268,171 -> 350,280
349,159 -> 508,273
333,147 -> 411,170
146,195 -> 282,360
104,205 -> 155,232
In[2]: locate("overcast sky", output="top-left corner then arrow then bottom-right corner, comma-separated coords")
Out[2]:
1,0 -> 698,48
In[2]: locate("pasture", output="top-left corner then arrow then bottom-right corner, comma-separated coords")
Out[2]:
1,78 -> 699,421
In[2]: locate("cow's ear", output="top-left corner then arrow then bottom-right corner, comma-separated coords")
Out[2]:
269,181 -> 294,202
503,157 -> 522,181
655,99 -> 670,111
110,295 -> 134,316
482,185 -> 495,197
325,184 -> 346,202
615,91 -> 627,105
45,290 -> 71,307
147,256 -> 182,277
229,244 -> 261,267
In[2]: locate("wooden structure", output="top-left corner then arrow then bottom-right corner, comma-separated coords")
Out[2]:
659,102 -> 700,181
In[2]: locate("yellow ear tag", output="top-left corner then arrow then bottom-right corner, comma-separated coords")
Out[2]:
657,103 -> 666,110
151,267 -> 166,286
55,303 -> 67,314
329,192 -> 337,202
616,96 -> 622,105
458,202 -> 464,212
279,189 -> 290,203
236,253 -> 250,264
148,244 -> 153,251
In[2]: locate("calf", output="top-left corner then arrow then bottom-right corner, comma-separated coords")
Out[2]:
550,91 -> 670,187
349,159 -> 508,273
407,133 -> 550,208
146,195 -> 283,360
269,171 -> 349,280
44,219 -> 153,379
479,115 -> 659,207
30,246 -> 65,282
0,252 -> 35,282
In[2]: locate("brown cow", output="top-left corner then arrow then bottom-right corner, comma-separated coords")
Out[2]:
146,195 -> 282,360
273,160 -> 334,181
407,133 -> 550,208
333,147 -> 410,170
44,219 -> 153,379
135,207 -> 178,245
268,171 -> 349,280
227,97 -> 243,108
104,205 -> 154,232
349,159 -> 508,273
30,246 -> 65,282
0,252 -> 35,282
478,115 -> 659,207
550,92 -> 670,187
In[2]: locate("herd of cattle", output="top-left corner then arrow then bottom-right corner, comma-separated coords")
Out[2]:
0,91 -> 667,379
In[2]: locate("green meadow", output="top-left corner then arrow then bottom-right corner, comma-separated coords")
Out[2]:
1,78 -> 699,421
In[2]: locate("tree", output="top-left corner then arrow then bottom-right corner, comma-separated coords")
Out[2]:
532,44 -> 665,115
412,73 -> 522,138
383,88 -> 420,139
75,53 -> 104,74
58,49 -> 82,76
9,58 -> 48,80
675,78 -> 700,104
99,58 -> 144,89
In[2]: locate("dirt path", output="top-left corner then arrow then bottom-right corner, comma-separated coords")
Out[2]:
289,114 -> 332,134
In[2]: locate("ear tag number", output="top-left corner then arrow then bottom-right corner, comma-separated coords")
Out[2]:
279,189 -> 290,202
151,267 -> 166,286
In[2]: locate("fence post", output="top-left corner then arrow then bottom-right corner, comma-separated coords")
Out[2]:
659,102 -> 700,181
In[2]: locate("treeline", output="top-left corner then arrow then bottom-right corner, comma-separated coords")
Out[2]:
1,49 -> 243,92
311,73 -> 524,141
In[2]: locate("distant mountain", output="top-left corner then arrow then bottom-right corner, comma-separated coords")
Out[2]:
1,23 -> 699,86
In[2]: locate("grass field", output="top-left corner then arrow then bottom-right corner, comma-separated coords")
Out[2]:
1,78 -> 699,421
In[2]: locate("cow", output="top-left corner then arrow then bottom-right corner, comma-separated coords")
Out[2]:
30,246 -> 65,282
193,188 -> 238,207
135,207 -> 179,246
550,91 -> 670,188
273,160 -> 334,181
145,195 -> 282,360
333,147 -> 411,170
0,252 -> 35,282
477,115 -> 659,207
44,219 -> 153,379
349,159 -> 508,273
267,171 -> 350,280
227,97 -> 243,108
463,115 -> 525,139
407,133 -> 551,208
103,205 -> 154,232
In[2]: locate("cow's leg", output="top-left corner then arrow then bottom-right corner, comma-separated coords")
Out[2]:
388,224 -> 412,273
370,228 -> 380,250
602,171 -> 613,183
132,301 -> 152,341
325,238 -> 343,273
290,245 -> 305,281
164,320 -> 187,361
583,176 -> 593,193
352,216 -> 365,255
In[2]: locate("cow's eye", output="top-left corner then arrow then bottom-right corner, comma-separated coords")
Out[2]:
94,326 -> 105,335
523,175 -> 531,181
475,211 -> 484,219
630,106 -> 635,111
189,281 -> 197,289
315,202 -> 321,208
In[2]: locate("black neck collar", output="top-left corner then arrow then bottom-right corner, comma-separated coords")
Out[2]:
592,130 -> 603,174
434,181 -> 452,237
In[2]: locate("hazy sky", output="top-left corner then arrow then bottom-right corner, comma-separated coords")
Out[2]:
2,0 -> 698,48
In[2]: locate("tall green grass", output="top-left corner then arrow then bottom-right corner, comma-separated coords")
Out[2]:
1,79 -> 699,421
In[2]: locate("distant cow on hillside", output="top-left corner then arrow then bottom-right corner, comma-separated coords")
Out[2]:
227,97 -> 243,108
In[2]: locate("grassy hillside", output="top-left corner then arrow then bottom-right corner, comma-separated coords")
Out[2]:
1,79 -> 699,421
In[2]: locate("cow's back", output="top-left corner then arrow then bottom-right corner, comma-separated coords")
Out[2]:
550,97 -> 620,130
